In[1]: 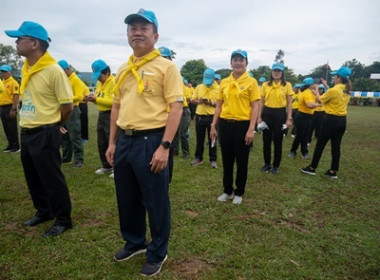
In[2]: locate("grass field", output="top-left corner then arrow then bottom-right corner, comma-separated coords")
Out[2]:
0,105 -> 379,280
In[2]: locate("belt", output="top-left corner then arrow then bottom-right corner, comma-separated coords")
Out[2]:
21,123 -> 59,135
222,118 -> 238,123
122,126 -> 165,137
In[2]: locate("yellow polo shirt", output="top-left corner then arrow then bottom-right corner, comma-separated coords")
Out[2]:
68,72 -> 88,106
298,88 -> 316,115
261,81 -> 294,108
192,83 -> 219,115
183,84 -> 189,107
320,84 -> 350,116
0,80 -> 4,95
94,75 -> 114,112
218,72 -> 260,120
19,64 -> 73,128
114,55 -> 183,130
292,91 -> 299,109
0,76 -> 20,105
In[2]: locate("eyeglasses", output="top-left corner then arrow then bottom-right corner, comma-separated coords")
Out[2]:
16,37 -> 36,43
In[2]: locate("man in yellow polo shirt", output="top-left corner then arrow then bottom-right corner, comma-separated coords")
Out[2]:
191,68 -> 219,168
105,9 -> 183,277
5,21 -> 73,237
58,60 -> 87,168
0,64 -> 20,153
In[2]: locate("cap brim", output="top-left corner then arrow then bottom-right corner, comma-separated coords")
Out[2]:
92,72 -> 101,80
203,78 -> 214,85
5,30 -> 24,38
272,67 -> 283,71
125,14 -> 153,25
330,71 -> 337,75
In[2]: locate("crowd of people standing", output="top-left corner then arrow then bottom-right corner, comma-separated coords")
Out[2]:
1,9 -> 352,277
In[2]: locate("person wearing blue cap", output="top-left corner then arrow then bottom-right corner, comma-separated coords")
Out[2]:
258,76 -> 266,86
302,66 -> 352,179
288,77 -> 321,159
307,83 -> 327,144
4,21 -> 73,237
214,74 -> 222,85
58,60 -> 88,168
257,63 -> 294,174
0,64 -> 20,153
105,9 -> 183,277
85,59 -> 115,176
290,83 -> 302,138
210,49 -> 260,205
191,68 -> 219,168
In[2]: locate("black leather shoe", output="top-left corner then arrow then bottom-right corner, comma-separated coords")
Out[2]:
42,225 -> 72,237
22,216 -> 53,227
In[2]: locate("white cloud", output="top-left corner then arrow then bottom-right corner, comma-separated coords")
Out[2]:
1,0 -> 379,76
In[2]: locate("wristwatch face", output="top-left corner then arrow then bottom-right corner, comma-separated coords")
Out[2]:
161,141 -> 171,149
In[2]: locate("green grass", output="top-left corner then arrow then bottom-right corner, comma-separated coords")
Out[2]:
0,105 -> 379,280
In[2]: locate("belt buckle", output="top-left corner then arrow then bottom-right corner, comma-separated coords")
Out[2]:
124,129 -> 134,136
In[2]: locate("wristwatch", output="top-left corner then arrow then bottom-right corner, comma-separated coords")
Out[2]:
160,141 -> 171,149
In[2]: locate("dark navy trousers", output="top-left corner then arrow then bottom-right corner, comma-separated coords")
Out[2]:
114,130 -> 170,263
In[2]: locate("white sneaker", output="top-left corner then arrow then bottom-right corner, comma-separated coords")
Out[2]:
109,172 -> 114,178
232,195 -> 243,205
95,167 -> 113,175
217,193 -> 233,202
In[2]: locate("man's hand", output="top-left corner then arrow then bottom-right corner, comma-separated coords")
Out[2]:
150,146 -> 169,173
106,143 -> 116,167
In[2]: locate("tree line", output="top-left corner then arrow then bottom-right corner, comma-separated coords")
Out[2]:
1,44 -> 379,91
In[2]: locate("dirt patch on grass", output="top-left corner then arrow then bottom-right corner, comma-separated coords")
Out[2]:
170,258 -> 209,279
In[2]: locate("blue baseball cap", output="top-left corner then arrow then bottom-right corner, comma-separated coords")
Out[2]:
331,66 -> 351,78
91,59 -> 108,80
58,60 -> 70,70
303,77 -> 314,86
215,74 -> 221,80
5,21 -> 51,42
0,64 -> 12,72
272,63 -> 284,71
231,49 -> 248,60
158,46 -> 172,58
203,68 -> 215,86
318,84 -> 325,89
294,83 -> 302,88
259,77 -> 266,82
125,9 -> 158,30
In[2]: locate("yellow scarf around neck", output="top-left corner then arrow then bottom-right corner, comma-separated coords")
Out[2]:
225,71 -> 250,99
114,49 -> 161,94
20,51 -> 56,94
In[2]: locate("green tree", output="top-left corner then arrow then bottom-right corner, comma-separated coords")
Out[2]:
274,49 -> 285,64
307,64 -> 331,81
352,78 -> 379,91
215,68 -> 231,80
343,59 -> 366,79
0,43 -> 23,75
180,59 -> 207,86
364,61 -> 380,77
250,65 -> 271,80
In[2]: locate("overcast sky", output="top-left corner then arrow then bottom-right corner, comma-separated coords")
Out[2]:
1,0 -> 379,76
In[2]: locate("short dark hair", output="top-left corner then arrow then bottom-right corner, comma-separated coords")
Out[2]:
101,66 -> 111,76
37,39 -> 49,52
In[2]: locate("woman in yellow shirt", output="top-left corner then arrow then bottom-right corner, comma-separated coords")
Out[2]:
86,59 -> 114,176
257,63 -> 293,174
307,83 -> 326,144
288,77 -> 321,159
210,49 -> 260,205
302,67 -> 352,179
290,83 -> 302,137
